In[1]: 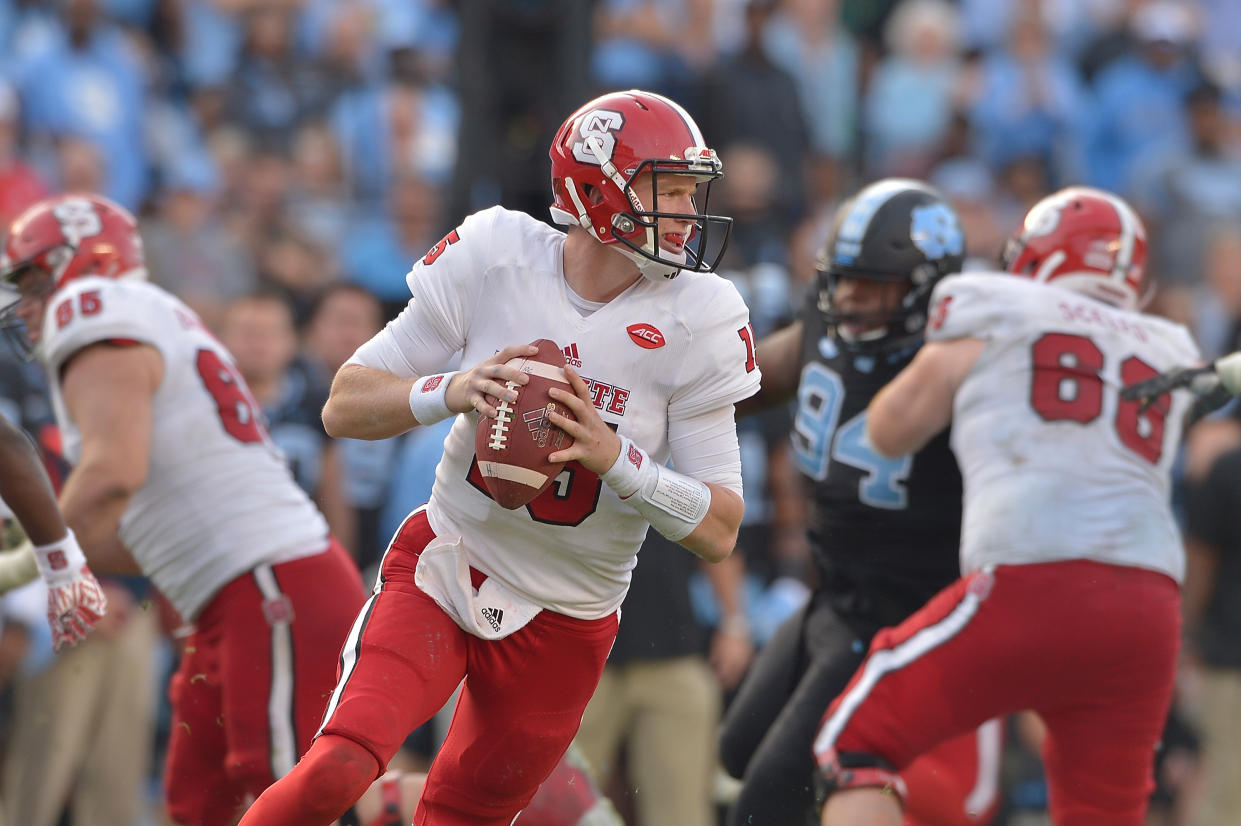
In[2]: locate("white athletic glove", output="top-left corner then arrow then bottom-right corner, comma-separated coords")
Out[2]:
32,530 -> 108,652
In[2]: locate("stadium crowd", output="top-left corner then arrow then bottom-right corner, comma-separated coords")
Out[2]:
0,0 -> 1239,824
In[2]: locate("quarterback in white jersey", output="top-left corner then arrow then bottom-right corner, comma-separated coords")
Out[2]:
815,187 -> 1195,826
357,204 -> 757,618
240,89 -> 760,826
0,193 -> 365,826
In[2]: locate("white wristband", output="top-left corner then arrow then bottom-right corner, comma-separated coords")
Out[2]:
601,436 -> 712,542
600,436 -> 646,499
33,529 -> 88,586
408,371 -> 459,426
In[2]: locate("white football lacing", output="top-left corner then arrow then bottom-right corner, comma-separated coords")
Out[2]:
488,380 -> 519,450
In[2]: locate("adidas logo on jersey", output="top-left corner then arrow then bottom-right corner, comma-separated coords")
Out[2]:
480,606 -> 505,633
562,343 -> 582,368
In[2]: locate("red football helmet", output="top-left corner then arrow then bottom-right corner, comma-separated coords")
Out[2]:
0,193 -> 146,357
549,89 -> 732,281
1000,186 -> 1146,311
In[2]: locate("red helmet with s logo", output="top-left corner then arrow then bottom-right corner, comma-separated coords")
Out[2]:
549,89 -> 732,282
1001,186 -> 1146,311
0,193 -> 146,357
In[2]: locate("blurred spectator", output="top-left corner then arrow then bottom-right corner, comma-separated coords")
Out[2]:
285,120 -> 352,253
0,80 -> 49,228
222,4 -> 339,144
219,290 -> 357,556
1195,0 -> 1241,96
591,0 -> 715,100
930,156 -> 1011,268
862,0 -> 964,177
298,0 -> 381,89
2,577 -> 159,826
301,284 -> 383,383
203,123 -> 251,207
224,140 -> 291,254
967,5 -> 1093,187
52,132 -> 108,194
1132,79 -> 1241,304
301,283 -> 402,568
1086,0 -> 1204,194
712,143 -> 792,269
695,0 -> 810,229
996,151 -> 1054,216
1182,448 -> 1241,826
330,50 -> 459,204
956,0 -> 1117,58
8,0 -> 149,208
218,141 -> 339,318
299,0 -> 460,88
256,227 -> 337,322
760,0 -> 860,163
176,0 -> 244,91
340,172 -> 442,316
1190,224 -> 1241,360
142,151 -> 256,332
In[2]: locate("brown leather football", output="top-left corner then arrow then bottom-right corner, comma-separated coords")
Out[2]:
475,339 -> 576,509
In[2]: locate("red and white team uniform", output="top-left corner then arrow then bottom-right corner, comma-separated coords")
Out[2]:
414,206 -> 757,618
39,277 -> 365,826
321,205 -> 760,821
942,275 -> 1193,582
814,273 -> 1199,826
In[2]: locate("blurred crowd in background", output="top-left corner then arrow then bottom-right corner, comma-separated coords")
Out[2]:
0,0 -> 1239,824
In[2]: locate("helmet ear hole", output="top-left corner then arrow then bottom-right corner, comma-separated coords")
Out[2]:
582,184 -> 604,206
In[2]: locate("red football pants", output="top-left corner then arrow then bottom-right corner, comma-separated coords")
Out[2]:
165,540 -> 365,826
319,508 -> 619,825
815,560 -> 1180,826
903,718 -> 1003,825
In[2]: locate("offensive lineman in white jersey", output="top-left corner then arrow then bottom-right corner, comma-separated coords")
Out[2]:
812,187 -> 1199,826
0,194 -> 366,826
240,89 -> 761,826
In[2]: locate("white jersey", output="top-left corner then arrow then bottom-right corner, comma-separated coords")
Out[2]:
927,273 -> 1199,582
370,206 -> 760,619
41,277 -> 329,620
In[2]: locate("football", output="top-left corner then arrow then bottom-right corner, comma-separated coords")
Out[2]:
475,339 -> 576,509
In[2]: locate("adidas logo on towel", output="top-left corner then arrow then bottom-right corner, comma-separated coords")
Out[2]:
480,606 -> 505,632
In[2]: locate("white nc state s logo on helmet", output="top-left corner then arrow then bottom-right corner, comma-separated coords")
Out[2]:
571,109 -> 624,166
51,198 -> 104,247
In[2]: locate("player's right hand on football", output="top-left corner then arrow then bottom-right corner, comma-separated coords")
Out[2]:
546,366 -> 624,475
449,344 -> 538,419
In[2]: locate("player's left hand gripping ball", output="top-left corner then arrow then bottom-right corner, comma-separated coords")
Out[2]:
475,339 -> 577,509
